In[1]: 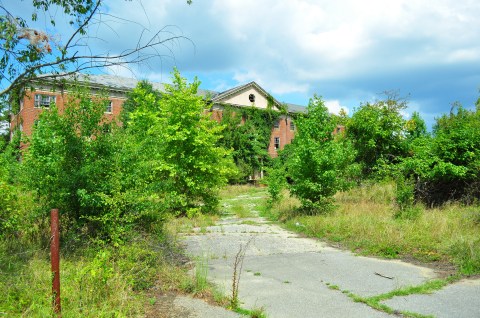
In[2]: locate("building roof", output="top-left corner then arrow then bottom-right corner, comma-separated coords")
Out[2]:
36,73 -> 306,113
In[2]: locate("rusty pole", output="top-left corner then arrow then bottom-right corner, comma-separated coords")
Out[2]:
50,208 -> 61,315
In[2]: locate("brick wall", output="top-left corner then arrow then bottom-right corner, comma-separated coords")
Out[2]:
10,90 -> 124,137
11,91 -> 299,158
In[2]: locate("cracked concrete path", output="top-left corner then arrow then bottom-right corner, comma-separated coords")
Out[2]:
180,198 -> 480,318
182,219 -> 428,317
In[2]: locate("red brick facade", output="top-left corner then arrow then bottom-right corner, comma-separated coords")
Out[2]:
10,89 -> 125,139
10,77 -> 300,158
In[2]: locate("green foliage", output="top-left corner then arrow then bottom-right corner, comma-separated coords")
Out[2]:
405,111 -> 427,141
125,69 -> 235,215
22,86 -> 136,242
120,80 -> 161,127
400,104 -> 480,205
0,138 -> 21,237
218,104 -> 281,183
265,158 -> 286,203
347,93 -> 408,177
286,95 -> 358,213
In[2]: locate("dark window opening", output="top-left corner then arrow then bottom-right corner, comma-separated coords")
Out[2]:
274,137 -> 280,150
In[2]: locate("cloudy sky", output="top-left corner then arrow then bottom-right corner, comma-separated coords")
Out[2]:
7,0 -> 480,128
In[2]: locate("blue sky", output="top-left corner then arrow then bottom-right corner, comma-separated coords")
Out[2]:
5,0 -> 480,129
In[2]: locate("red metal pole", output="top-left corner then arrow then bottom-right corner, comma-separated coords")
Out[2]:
50,208 -> 61,315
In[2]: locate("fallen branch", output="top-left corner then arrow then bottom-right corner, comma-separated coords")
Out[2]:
375,272 -> 394,280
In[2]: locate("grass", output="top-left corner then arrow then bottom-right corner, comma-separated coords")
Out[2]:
163,213 -> 219,238
340,277 -> 457,318
220,185 -> 268,219
264,181 -> 480,275
234,306 -> 268,318
0,230 -> 193,317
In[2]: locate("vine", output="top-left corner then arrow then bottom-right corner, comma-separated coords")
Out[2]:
218,103 -> 281,183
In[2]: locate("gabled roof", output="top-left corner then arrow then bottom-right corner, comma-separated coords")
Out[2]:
211,81 -> 278,104
34,73 -> 306,113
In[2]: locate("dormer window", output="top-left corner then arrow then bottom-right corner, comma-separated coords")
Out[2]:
249,94 -> 255,102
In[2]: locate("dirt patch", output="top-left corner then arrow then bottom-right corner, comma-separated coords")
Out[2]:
145,292 -> 192,318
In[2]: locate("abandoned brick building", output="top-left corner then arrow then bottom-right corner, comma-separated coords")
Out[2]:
10,73 -> 306,157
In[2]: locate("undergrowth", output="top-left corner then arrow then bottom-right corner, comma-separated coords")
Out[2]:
263,181 -> 480,275
0,227 -> 193,317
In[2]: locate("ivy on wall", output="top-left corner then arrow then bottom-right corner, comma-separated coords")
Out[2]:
218,103 -> 283,183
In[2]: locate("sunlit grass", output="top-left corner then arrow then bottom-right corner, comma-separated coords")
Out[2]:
266,181 -> 480,275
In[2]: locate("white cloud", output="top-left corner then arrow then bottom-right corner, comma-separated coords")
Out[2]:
324,100 -> 349,115
7,0 -> 478,129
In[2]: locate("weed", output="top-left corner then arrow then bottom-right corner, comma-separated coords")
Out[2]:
448,237 -> 480,275
344,278 -> 455,318
231,238 -> 253,309
254,272 -> 261,276
234,306 -> 267,318
267,181 -> 480,275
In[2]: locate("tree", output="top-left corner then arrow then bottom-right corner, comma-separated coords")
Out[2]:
400,103 -> 480,206
0,0 -> 190,114
124,69 -> 235,215
405,111 -> 427,141
286,95 -> 358,213
22,85 -> 130,240
347,92 -> 408,176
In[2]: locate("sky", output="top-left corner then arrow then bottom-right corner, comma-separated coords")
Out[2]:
5,0 -> 480,129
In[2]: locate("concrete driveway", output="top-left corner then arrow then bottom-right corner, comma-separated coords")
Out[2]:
181,210 -> 480,317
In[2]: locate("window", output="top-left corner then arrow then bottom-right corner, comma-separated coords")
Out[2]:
274,137 -> 280,150
248,93 -> 255,102
34,94 -> 56,108
290,121 -> 295,130
274,121 -> 280,129
105,101 -> 113,113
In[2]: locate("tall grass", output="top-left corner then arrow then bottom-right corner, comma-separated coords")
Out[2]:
0,229 -> 194,317
266,181 -> 480,275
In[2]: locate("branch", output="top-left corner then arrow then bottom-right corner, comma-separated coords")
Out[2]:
0,34 -> 188,97
63,0 -> 101,58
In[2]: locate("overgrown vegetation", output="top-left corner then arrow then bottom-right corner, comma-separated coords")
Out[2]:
283,95 -> 359,213
0,70 -> 235,316
218,102 -> 281,183
263,182 -> 480,275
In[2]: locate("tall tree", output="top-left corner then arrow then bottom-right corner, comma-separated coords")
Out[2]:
347,93 -> 408,176
125,70 -> 235,215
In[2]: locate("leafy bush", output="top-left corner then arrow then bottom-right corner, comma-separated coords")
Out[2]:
400,104 -> 480,206
286,95 -> 358,213
124,69 -> 235,215
347,94 -> 409,177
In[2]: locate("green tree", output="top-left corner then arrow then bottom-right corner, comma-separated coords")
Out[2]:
22,86 -> 131,240
125,70 -> 235,215
405,111 -> 427,141
400,103 -> 480,205
347,93 -> 408,176
286,95 -> 358,213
